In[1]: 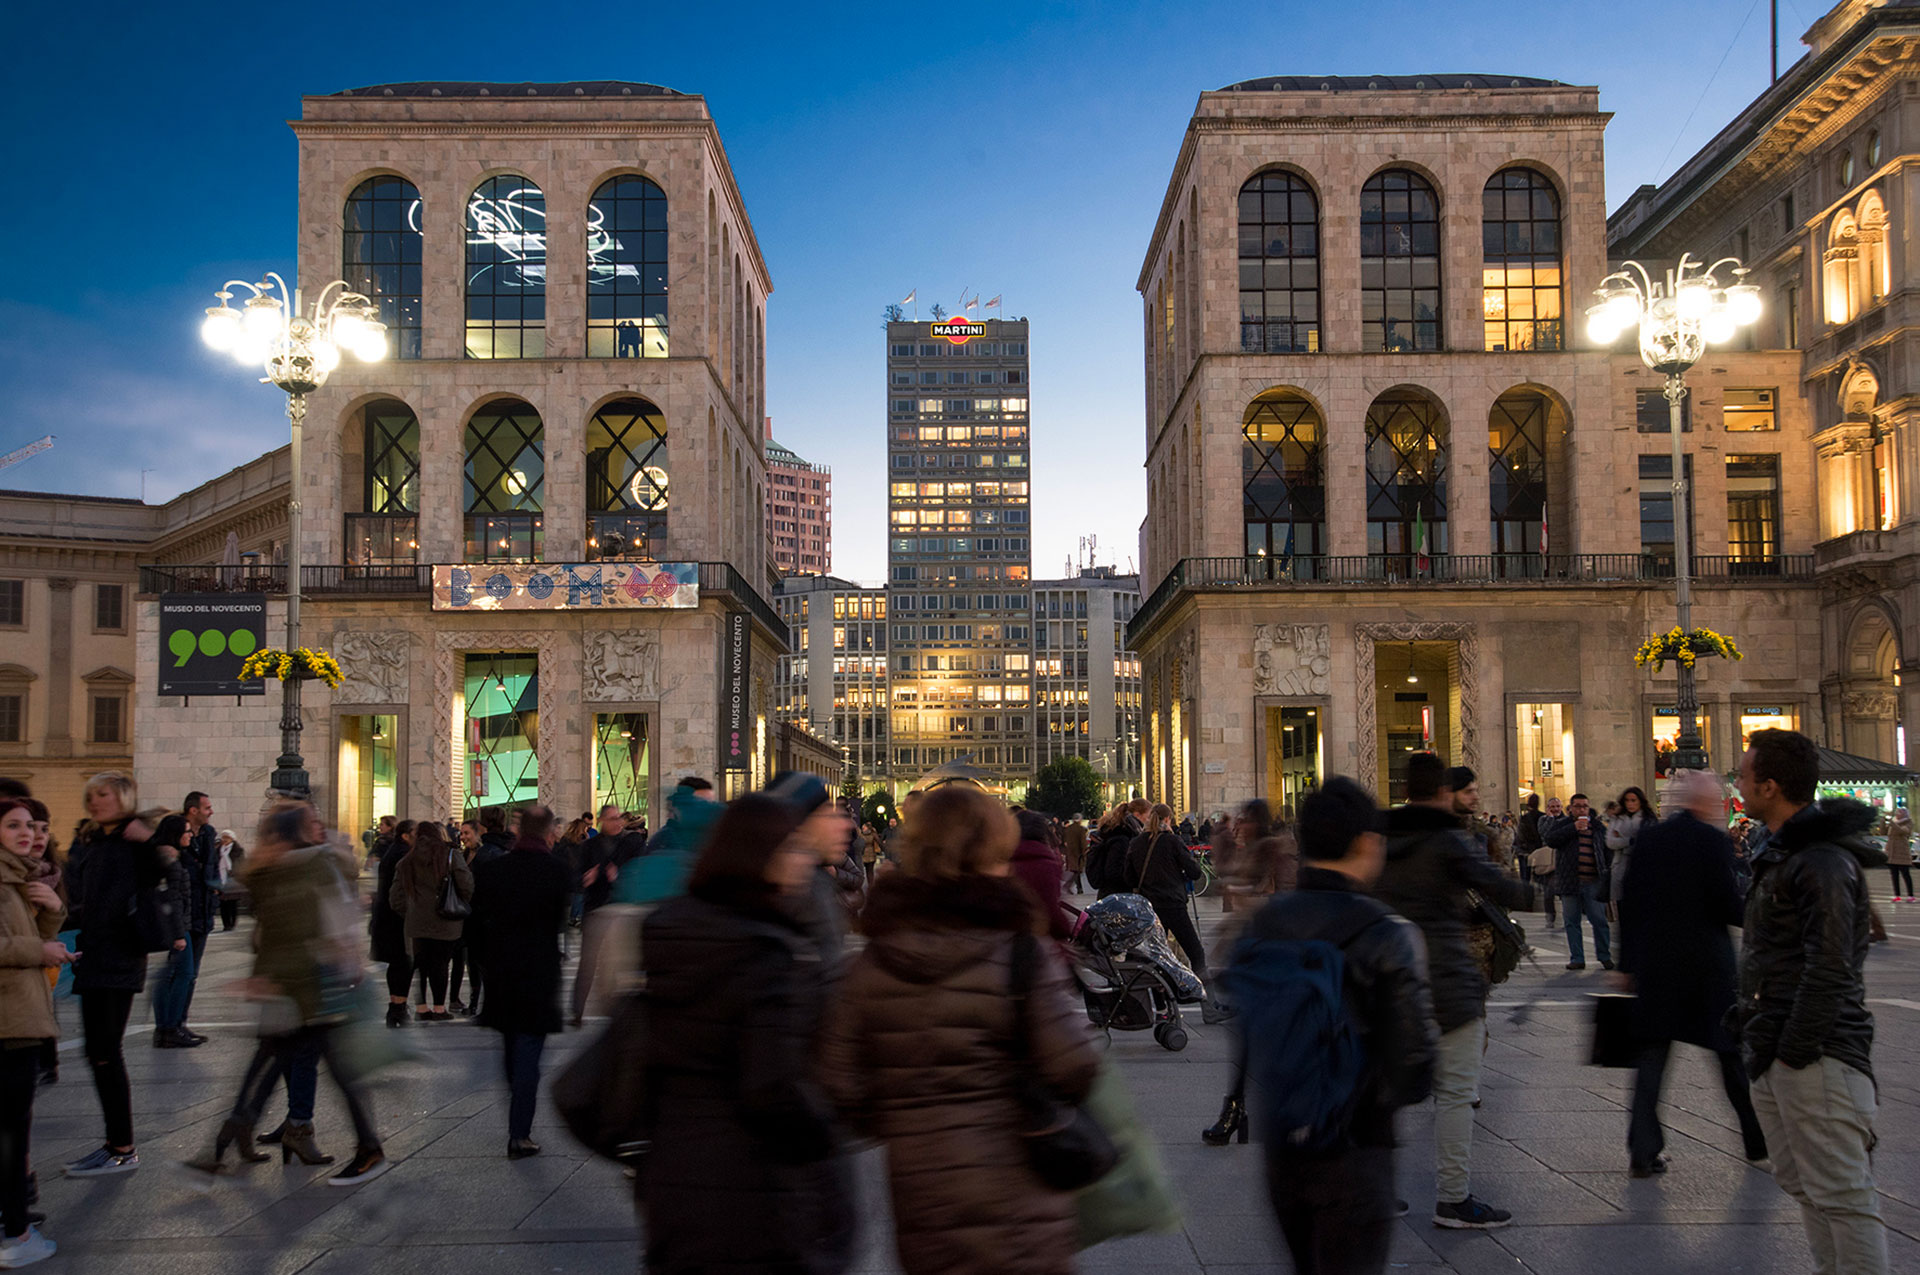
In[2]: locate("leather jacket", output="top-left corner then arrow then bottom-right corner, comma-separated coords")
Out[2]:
1375,804 -> 1534,1033
1737,799 -> 1883,1082
1236,866 -> 1437,1147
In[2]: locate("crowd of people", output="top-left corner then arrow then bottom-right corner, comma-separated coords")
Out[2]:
0,723 -> 1896,1273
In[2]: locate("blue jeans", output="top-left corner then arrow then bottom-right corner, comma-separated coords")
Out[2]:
285,1035 -> 320,1122
150,933 -> 201,1030
502,1032 -> 546,1140
1560,882 -> 1612,965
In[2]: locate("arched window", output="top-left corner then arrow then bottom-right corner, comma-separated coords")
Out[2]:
343,177 -> 422,359
1238,171 -> 1320,353
1857,190 -> 1890,302
347,399 -> 420,565
587,175 -> 669,358
465,177 -> 546,359
1825,209 -> 1862,324
1482,169 -> 1562,351
1242,390 -> 1326,569
1365,390 -> 1449,566
586,397 -> 669,561
464,401 -> 544,561
1489,390 -> 1550,570
1361,170 -> 1442,351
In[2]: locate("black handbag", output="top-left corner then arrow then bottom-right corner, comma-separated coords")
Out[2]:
1007,932 -> 1118,1191
1589,993 -> 1639,1068
129,880 -> 181,954
551,991 -> 651,1164
435,848 -> 471,921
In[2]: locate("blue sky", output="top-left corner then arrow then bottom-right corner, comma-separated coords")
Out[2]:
2,0 -> 1809,582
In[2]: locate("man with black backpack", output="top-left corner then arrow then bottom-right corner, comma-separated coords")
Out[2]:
1224,777 -> 1435,1273
1376,752 -> 1534,1231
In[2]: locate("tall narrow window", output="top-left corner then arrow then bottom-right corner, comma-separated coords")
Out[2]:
1727,454 -> 1782,566
1242,390 -> 1326,565
1238,171 -> 1320,353
1362,169 -> 1442,351
464,401 -> 544,561
349,400 -> 421,565
586,397 -> 670,560
1489,390 -> 1548,563
343,177 -> 422,358
1365,390 -> 1449,559
1482,169 -> 1562,351
1638,454 -> 1692,572
587,176 -> 669,358
465,177 -> 546,359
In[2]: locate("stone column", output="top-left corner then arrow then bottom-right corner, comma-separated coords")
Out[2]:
44,579 -> 74,758
1450,384 -> 1495,558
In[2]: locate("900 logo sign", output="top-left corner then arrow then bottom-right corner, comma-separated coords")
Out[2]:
157,593 -> 267,697
166,625 -> 258,667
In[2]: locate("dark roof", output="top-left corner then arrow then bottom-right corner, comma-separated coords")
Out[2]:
1218,74 -> 1569,93
0,489 -> 144,506
1814,745 -> 1919,785
765,439 -> 806,467
329,81 -> 685,99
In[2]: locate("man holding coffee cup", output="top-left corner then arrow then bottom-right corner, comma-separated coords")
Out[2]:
1544,793 -> 1613,970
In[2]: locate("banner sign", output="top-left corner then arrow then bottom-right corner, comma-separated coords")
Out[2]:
432,562 -> 698,611
159,593 -> 267,697
720,611 -> 750,771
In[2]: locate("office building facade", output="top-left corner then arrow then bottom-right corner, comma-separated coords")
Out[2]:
766,431 -> 831,575
1031,568 -> 1144,798
774,573 -> 889,787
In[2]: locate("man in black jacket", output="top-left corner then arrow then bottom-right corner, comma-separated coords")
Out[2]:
1243,777 -> 1436,1274
1375,752 -> 1533,1231
1735,729 -> 1888,1274
1543,793 -> 1612,970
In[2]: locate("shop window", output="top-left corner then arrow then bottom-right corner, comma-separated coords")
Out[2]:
1723,388 -> 1776,431
458,653 -> 538,814
337,715 -> 398,835
1739,706 -> 1798,755
1515,703 -> 1575,803
1481,168 -> 1563,351
1652,706 -> 1712,778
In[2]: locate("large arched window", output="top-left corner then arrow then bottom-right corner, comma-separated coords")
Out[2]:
465,177 -> 546,359
1238,171 -> 1320,353
586,397 -> 669,560
1366,390 -> 1449,566
1825,209 -> 1862,324
1242,390 -> 1326,568
1857,189 -> 1890,303
1482,169 -> 1562,351
464,401 -> 544,561
343,177 -> 422,359
1489,390 -> 1550,571
347,399 -> 420,565
587,176 -> 669,358
1361,169 -> 1442,351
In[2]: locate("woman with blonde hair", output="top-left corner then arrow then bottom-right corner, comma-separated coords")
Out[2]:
823,786 -> 1101,1275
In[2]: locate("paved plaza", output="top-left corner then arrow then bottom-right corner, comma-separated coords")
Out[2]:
22,879 -> 1920,1274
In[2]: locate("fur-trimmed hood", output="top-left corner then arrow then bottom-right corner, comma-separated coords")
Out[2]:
858,873 -> 1038,985
1767,797 -> 1886,867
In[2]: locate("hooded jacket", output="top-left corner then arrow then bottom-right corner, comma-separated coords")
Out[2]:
640,890 -> 853,1275
617,785 -> 725,906
1009,838 -> 1072,940
820,874 -> 1100,1275
0,851 -> 64,1040
1374,804 -> 1534,1034
1737,798 -> 1882,1081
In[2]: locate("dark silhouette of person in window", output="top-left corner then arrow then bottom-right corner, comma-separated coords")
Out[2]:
616,320 -> 641,358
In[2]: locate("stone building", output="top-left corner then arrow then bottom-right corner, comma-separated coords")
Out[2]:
131,81 -> 786,838
765,428 -> 831,575
1129,75 -> 1821,815
1610,0 -> 1920,769
1030,567 -> 1143,801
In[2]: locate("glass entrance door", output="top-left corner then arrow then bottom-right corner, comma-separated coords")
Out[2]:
337,714 -> 398,843
459,653 -> 539,814
594,712 -> 652,825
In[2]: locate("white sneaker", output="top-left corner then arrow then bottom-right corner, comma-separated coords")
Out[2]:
0,1226 -> 55,1268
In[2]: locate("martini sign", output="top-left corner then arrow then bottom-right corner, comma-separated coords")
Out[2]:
930,318 -> 986,345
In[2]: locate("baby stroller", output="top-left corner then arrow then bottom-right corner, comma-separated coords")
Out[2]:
1065,894 -> 1205,1052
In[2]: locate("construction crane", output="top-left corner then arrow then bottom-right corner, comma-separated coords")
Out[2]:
0,436 -> 53,476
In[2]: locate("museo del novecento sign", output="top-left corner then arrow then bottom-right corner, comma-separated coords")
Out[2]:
431,562 -> 699,611
930,319 -> 987,345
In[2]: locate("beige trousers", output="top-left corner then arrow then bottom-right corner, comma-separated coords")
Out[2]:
1751,1056 -> 1888,1275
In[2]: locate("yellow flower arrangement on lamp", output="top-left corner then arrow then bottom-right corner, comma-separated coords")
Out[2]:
239,646 -> 345,689
1634,626 -> 1744,674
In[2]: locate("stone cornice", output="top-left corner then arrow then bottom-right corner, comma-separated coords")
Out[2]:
1191,112 -> 1608,134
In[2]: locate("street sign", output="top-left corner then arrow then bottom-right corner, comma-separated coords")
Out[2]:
159,593 -> 267,697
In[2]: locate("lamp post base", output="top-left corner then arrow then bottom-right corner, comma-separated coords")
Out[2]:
1667,745 -> 1709,773
269,761 -> 311,802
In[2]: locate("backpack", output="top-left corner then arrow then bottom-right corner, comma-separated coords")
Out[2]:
1218,911 -> 1377,1152
1085,829 -> 1127,895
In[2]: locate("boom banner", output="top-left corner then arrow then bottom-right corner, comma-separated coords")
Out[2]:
432,563 -> 699,611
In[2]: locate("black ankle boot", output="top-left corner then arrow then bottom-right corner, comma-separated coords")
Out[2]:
1202,1094 -> 1248,1146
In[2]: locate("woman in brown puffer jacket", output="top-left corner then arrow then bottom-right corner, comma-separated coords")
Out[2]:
388,822 -> 472,1020
822,785 -> 1101,1275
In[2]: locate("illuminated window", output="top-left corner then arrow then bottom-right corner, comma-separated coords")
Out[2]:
466,176 -> 546,359
1727,455 -> 1781,566
1238,170 -> 1320,353
1724,388 -> 1777,431
465,401 -> 544,561
1481,168 -> 1562,351
587,175 -> 669,358
1366,390 -> 1449,557
1243,389 -> 1326,561
586,398 -> 669,560
342,176 -> 422,358
1362,169 -> 1442,351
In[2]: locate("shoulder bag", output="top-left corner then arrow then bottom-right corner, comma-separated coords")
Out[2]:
551,990 -> 651,1163
1132,834 -> 1165,895
1007,932 -> 1118,1190
435,847 -> 472,921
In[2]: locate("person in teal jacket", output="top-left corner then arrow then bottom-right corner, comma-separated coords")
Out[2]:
613,778 -> 723,907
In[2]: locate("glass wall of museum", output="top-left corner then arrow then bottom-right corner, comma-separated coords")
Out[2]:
466,176 -> 548,359
1482,168 -> 1563,352
1239,170 -> 1320,353
586,396 -> 670,560
1362,169 -> 1442,352
465,399 -> 545,561
1242,388 -> 1327,577
343,176 -> 423,358
342,398 -> 421,566
587,175 -> 669,358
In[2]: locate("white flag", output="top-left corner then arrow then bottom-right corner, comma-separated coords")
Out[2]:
965,294 -> 978,312
902,289 -> 915,305
985,295 -> 1001,309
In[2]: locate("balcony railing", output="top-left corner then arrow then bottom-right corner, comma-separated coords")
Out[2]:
343,514 -> 419,566
1129,552 -> 1817,642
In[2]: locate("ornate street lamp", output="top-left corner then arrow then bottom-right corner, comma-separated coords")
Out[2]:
1586,253 -> 1761,772
201,273 -> 387,798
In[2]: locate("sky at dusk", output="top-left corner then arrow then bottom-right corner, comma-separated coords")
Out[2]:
2,0 -> 1815,583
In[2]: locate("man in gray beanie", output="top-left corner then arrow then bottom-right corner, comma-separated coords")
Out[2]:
766,772 -> 857,960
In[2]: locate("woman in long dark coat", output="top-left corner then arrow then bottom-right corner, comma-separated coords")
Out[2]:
470,805 -> 570,1158
1616,769 -> 1767,1175
368,821 -> 413,1027
639,794 -> 853,1275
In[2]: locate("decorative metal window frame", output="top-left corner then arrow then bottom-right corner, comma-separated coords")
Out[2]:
1481,168 -> 1564,352
1365,392 -> 1450,536
464,402 -> 545,514
1242,391 -> 1327,557
1238,171 -> 1320,354
343,176 -> 424,359
364,400 -> 421,514
1361,169 -> 1443,352
1488,390 -> 1549,552
586,176 -> 670,359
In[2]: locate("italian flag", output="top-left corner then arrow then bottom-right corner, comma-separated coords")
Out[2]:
1414,505 -> 1430,574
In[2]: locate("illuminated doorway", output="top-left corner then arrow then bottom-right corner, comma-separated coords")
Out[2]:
1264,705 -> 1323,817
458,653 -> 539,813
1514,702 -> 1574,804
337,714 -> 398,840
594,712 -> 652,825
1376,641 -> 1458,801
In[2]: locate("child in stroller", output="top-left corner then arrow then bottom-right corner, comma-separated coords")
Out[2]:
1065,893 -> 1205,1051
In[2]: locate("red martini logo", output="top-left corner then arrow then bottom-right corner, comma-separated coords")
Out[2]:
930,319 -> 987,345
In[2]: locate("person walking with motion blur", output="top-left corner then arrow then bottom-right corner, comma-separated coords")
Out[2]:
1615,769 -> 1767,1178
638,794 -> 854,1274
389,822 -> 471,1022
0,798 -> 75,1266
1062,815 -> 1088,894
1126,803 -> 1231,1022
146,816 -> 200,1049
469,805 -> 569,1159
823,785 -> 1100,1275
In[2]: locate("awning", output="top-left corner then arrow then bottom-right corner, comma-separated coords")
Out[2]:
1814,745 -> 1918,786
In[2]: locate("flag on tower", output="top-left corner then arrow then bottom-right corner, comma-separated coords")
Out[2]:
902,289 -> 916,305
965,294 -> 979,312
985,295 -> 1001,309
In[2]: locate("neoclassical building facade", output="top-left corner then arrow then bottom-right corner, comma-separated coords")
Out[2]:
1130,75 -> 1821,815
130,82 -> 786,834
